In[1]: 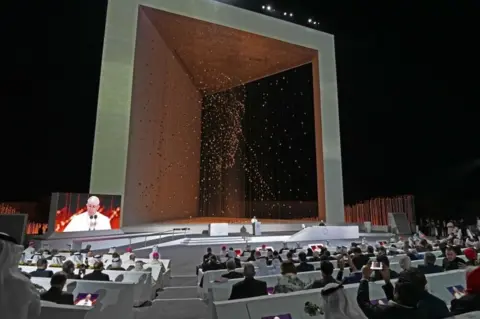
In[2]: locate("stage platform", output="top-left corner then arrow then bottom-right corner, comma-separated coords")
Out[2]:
37,218 -> 391,252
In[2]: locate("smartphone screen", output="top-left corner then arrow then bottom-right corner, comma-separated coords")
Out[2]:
371,261 -> 383,270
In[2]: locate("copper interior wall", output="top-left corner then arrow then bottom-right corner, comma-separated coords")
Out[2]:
123,10 -> 202,225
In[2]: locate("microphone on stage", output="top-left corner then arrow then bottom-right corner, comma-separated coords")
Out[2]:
89,215 -> 98,231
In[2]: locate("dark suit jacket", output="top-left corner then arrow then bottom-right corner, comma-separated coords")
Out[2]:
221,271 -> 244,280
338,270 -> 363,285
41,287 -> 74,305
296,262 -> 314,273
83,270 -> 110,282
30,269 -> 54,278
307,275 -> 339,289
229,277 -> 268,300
357,279 -> 426,319
417,264 -> 444,275
417,290 -> 450,319
450,293 -> 480,316
442,257 -> 465,271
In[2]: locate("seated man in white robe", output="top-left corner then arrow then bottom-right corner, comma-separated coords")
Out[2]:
51,255 -> 64,266
150,252 -> 166,273
69,252 -> 84,266
31,252 -> 42,264
63,196 -> 111,232
23,242 -> 35,261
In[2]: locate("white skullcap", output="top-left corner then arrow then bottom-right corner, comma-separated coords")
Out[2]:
87,196 -> 100,205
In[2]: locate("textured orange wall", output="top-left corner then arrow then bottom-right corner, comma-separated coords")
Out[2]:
123,10 -> 202,226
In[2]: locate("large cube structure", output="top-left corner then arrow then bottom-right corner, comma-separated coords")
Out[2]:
90,0 -> 344,227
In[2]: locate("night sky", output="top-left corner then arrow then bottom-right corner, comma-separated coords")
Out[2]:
2,1 -> 478,221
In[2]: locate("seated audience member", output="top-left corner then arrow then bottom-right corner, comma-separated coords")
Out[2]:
221,259 -> 244,279
83,261 -> 110,282
279,242 -> 290,254
357,263 -> 426,318
365,246 -> 376,258
351,247 -> 370,270
450,267 -> 480,315
442,246 -> 465,271
285,251 -> 294,262
377,246 -> 387,256
229,263 -> 267,300
296,252 -> 314,273
371,255 -> 399,281
272,251 -> 283,263
108,247 -> 116,254
319,250 -> 336,261
403,269 -> 450,319
399,255 -> 413,272
107,257 -> 125,271
337,255 -> 362,284
246,250 -> 256,262
69,252 -> 84,266
306,248 -> 314,257
23,241 -> 36,260
79,245 -> 91,254
321,283 -> 368,319
240,244 -> 252,257
463,247 -> 479,266
307,260 -> 340,289
150,252 -> 166,272
273,261 -> 305,293
62,260 -> 80,279
203,247 -> 213,263
417,252 -> 443,274
51,254 -> 64,266
1,232 -> 41,319
134,260 -> 146,272
40,272 -> 74,305
29,258 -> 53,278
149,246 -> 159,260
199,255 -> 224,288
124,253 -> 136,269
31,252 -> 42,264
310,251 -> 321,261
220,246 -> 228,258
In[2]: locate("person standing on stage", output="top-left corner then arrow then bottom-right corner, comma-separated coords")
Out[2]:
251,216 -> 258,236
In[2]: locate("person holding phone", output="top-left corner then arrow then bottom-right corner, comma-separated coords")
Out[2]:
371,255 -> 399,282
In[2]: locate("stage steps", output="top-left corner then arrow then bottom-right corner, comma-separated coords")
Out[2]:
183,236 -> 247,246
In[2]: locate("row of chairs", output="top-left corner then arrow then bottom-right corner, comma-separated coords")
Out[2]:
212,268 -> 477,319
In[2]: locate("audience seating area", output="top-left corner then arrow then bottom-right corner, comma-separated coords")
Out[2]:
212,269 -> 473,319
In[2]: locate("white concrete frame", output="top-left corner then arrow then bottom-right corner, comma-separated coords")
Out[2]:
91,0 -> 345,224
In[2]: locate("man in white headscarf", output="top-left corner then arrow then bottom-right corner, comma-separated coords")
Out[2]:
23,242 -> 36,260
0,232 -> 41,319
31,252 -> 42,264
69,252 -> 84,266
63,196 -> 111,232
51,254 -> 64,266
108,257 -> 125,270
108,247 -> 116,254
320,283 -> 368,319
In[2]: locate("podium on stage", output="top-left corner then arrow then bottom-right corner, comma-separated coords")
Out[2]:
251,220 -> 261,236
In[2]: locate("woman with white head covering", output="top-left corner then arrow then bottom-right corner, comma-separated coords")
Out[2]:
0,232 -> 41,319
70,252 -> 84,266
320,283 -> 367,319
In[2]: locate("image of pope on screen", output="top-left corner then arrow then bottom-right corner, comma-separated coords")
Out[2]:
63,196 -> 111,232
